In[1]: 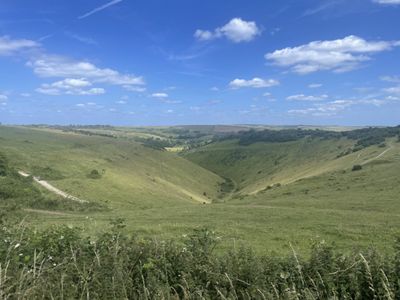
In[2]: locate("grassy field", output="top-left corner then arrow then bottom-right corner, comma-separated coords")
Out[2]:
1,125 -> 399,255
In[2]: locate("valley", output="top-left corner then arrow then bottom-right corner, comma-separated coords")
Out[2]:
0,125 -> 399,254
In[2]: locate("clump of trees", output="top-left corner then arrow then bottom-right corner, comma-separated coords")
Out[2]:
1,224 -> 400,299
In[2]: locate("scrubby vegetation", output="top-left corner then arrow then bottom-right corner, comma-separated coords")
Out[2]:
352,165 -> 363,171
87,169 -> 102,179
1,223 -> 400,299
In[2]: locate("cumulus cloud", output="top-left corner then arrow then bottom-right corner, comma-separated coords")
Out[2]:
229,77 -> 279,89
36,78 -> 105,95
0,36 -> 39,56
287,94 -> 328,101
28,55 -> 144,87
0,94 -> 8,101
265,35 -> 400,74
195,18 -> 261,43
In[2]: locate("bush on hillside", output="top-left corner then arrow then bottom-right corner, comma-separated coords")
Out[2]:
87,169 -> 102,179
352,165 -> 363,171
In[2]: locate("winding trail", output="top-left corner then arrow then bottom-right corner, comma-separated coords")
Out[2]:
18,171 -> 88,203
361,145 -> 394,166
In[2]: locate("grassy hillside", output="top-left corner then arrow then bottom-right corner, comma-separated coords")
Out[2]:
0,126 -> 223,208
1,125 -> 400,255
183,129 -> 399,196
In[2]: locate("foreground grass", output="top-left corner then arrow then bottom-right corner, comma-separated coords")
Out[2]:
1,223 -> 400,299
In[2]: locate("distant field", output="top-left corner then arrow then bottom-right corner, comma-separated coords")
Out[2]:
1,125 -> 399,255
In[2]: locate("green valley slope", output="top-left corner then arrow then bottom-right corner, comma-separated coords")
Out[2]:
1,125 -> 400,254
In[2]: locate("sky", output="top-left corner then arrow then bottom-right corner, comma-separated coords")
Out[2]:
0,0 -> 400,126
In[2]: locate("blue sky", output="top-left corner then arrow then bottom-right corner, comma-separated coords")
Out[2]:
0,0 -> 400,126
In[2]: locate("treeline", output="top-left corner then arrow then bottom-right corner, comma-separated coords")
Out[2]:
1,223 -> 400,299
221,126 -> 400,148
61,128 -> 117,139
135,137 -> 176,150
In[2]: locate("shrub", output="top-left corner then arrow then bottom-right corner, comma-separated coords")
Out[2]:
352,164 -> 363,171
87,169 -> 102,179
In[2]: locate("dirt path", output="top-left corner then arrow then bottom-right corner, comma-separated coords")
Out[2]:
18,171 -> 88,203
361,145 -> 393,166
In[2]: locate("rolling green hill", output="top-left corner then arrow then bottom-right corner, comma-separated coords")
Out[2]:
1,125 -> 400,254
0,126 -> 223,208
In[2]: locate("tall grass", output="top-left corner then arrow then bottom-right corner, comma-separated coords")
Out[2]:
1,221 -> 399,299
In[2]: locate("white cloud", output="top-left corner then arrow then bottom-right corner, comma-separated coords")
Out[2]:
28,55 -> 144,86
0,36 -> 39,56
287,94 -> 328,101
265,35 -> 400,74
194,30 -> 215,41
288,97 -> 388,117
20,93 -> 31,97
53,78 -> 92,89
195,18 -> 261,43
151,92 -> 168,98
381,75 -> 400,83
116,100 -> 127,104
0,94 -> 8,101
36,78 -> 105,95
229,77 -> 279,89
78,0 -> 123,19
373,0 -> 400,4
384,86 -> 400,94
308,83 -> 322,88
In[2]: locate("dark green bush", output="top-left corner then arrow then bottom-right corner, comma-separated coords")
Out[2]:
87,169 -> 102,179
352,165 -> 363,171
